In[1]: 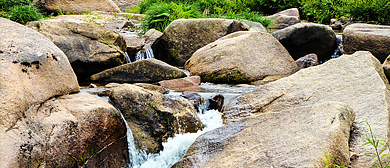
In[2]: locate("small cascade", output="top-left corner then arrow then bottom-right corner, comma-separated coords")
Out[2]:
124,52 -> 132,64
135,44 -> 154,61
331,34 -> 343,59
118,108 -> 147,167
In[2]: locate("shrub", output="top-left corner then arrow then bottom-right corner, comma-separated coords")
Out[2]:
348,0 -> 390,25
8,5 -> 43,24
300,0 -> 347,24
242,0 -> 301,15
0,0 -> 31,11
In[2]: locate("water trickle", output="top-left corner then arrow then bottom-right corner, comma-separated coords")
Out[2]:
135,44 -> 154,61
125,52 -> 132,64
331,34 -> 343,59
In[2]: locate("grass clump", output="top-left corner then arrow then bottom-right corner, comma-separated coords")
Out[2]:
0,0 -> 44,24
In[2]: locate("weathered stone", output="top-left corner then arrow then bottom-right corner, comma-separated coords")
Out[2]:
267,8 -> 300,29
343,23 -> 390,62
158,76 -> 201,88
112,0 -> 141,12
272,23 -> 337,61
33,0 -> 120,14
241,20 -> 267,32
109,84 -> 204,153
27,19 -> 126,82
103,20 -> 133,30
1,91 -> 128,168
152,18 -> 248,66
180,91 -> 203,111
124,36 -> 145,61
134,83 -> 170,94
207,94 -> 224,112
91,58 -> 187,83
185,31 -> 298,83
0,19 -> 80,165
173,102 -> 355,167
295,53 -> 319,69
223,51 -> 390,167
144,29 -> 163,44
330,19 -> 343,30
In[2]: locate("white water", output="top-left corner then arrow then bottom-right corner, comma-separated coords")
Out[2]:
135,44 -> 154,61
125,52 -> 132,64
131,109 -> 223,168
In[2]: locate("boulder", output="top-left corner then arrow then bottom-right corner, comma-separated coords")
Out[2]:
112,0 -> 140,12
267,8 -> 300,29
152,18 -> 248,66
124,29 -> 162,62
330,19 -> 343,30
157,76 -> 201,88
109,84 -> 204,153
103,20 -> 134,30
241,20 -> 267,32
343,23 -> 390,62
134,83 -> 170,94
27,19 -> 126,82
272,23 -> 337,61
185,31 -> 298,83
173,102 -> 355,167
33,0 -> 120,14
207,94 -> 224,112
0,18 -> 128,167
295,53 -> 319,69
90,58 -> 187,83
223,51 -> 390,167
180,91 -> 203,111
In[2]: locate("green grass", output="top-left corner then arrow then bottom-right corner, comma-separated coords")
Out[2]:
8,5 -> 43,24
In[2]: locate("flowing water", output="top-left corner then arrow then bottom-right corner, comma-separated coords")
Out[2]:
135,44 -> 154,61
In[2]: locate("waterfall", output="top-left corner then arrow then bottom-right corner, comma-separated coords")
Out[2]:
135,44 -> 154,61
331,34 -> 343,59
118,108 -> 147,167
125,52 -> 131,64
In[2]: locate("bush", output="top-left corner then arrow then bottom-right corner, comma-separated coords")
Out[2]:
0,0 -> 31,11
348,0 -> 390,25
300,0 -> 347,24
243,0 -> 301,15
8,5 -> 43,24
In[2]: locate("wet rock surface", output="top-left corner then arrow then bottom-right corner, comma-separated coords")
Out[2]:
185,31 -> 298,83
343,23 -> 390,62
272,23 -> 337,61
109,84 -> 204,153
90,59 -> 187,83
152,18 -> 248,66
27,19 -> 126,82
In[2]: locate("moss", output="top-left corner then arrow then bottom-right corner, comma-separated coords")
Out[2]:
167,48 -> 179,63
200,69 -> 250,84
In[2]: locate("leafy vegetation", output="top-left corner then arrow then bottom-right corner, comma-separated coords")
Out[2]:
0,0 -> 43,24
322,151 -> 347,168
363,121 -> 390,168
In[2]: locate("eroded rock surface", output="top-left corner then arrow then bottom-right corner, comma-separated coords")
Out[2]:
185,31 -> 298,83
267,8 -> 300,29
33,0 -> 120,14
344,23 -> 390,62
152,18 -> 248,66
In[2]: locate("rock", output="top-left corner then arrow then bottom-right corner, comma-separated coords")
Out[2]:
330,19 -> 343,30
112,0 -> 140,12
382,55 -> 390,79
27,19 -> 126,82
180,91 -> 203,111
207,94 -> 224,112
91,58 -> 187,83
134,83 -> 170,94
157,76 -> 201,88
272,23 -> 337,61
267,8 -> 300,29
124,29 -> 163,62
173,102 -> 355,167
33,0 -> 120,14
0,17 -> 79,157
185,31 -> 298,83
109,84 -> 204,153
241,20 -> 267,32
295,53 -> 319,69
343,23 -> 390,62
144,29 -> 163,44
89,83 -> 98,88
223,51 -> 390,167
103,20 -> 134,30
251,74 -> 290,85
152,18 -> 248,66
0,18 -> 128,167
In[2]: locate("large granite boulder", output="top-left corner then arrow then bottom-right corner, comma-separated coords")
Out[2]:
109,84 -> 204,153
173,102 -> 355,167
27,19 -> 126,82
0,18 -> 128,168
185,31 -> 298,84
33,0 -> 120,14
152,18 -> 248,66
223,51 -> 390,167
343,23 -> 390,63
157,76 -> 201,88
90,58 -> 187,83
272,23 -> 337,61
267,8 -> 300,29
